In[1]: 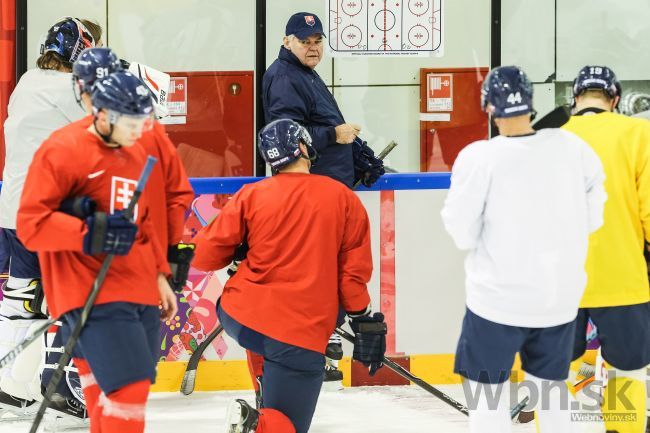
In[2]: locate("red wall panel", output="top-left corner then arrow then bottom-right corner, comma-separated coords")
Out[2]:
0,0 -> 16,179
419,68 -> 489,172
165,71 -> 254,178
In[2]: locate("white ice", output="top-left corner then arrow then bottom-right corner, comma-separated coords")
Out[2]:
1,385 -> 536,433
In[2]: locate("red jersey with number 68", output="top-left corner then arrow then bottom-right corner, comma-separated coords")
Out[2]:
192,173 -> 372,354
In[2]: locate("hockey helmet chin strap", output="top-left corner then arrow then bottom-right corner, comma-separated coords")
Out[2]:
301,142 -> 319,164
93,116 -> 119,147
92,109 -> 123,148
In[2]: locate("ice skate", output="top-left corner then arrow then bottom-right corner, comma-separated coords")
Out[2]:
225,399 -> 259,433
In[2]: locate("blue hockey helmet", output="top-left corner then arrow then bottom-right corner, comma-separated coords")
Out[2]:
40,18 -> 95,64
91,71 -> 154,120
258,119 -> 314,170
481,66 -> 534,118
572,65 -> 621,102
73,47 -> 123,95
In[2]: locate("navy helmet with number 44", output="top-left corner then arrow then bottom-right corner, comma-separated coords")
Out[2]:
258,119 -> 315,170
481,66 -> 534,118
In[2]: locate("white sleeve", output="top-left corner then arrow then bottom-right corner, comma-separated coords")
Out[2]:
580,141 -> 607,233
440,145 -> 490,250
53,83 -> 86,123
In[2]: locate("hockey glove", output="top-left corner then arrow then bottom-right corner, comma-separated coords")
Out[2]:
168,243 -> 196,292
227,242 -> 249,277
83,211 -> 137,256
349,312 -> 387,376
59,196 -> 97,219
352,138 -> 385,187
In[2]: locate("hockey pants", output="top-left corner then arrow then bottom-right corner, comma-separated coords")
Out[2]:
218,303 -> 325,433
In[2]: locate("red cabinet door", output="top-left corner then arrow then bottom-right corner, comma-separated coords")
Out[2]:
164,71 -> 254,177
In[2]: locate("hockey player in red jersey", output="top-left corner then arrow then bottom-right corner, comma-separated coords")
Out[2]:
16,71 -> 178,433
68,47 -> 195,290
0,18 -> 101,422
29,46 -> 194,428
191,119 -> 386,433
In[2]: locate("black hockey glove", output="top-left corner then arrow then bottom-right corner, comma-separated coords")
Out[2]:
227,241 -> 249,277
349,312 -> 387,376
59,196 -> 97,218
168,243 -> 196,292
352,138 -> 385,187
83,211 -> 137,256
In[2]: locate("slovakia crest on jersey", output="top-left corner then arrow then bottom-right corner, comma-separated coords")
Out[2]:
111,177 -> 138,220
305,15 -> 315,26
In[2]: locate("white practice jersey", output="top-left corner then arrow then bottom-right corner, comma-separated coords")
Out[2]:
0,68 -> 86,229
441,128 -> 606,328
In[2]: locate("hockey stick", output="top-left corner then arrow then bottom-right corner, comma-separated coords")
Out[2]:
335,327 -> 528,419
29,156 -> 158,433
335,327 -> 469,416
352,140 -> 397,188
180,324 -> 224,395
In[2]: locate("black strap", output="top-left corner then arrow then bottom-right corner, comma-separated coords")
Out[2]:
575,107 -> 606,116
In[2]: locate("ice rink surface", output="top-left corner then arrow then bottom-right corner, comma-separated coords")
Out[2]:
2,385 -> 537,433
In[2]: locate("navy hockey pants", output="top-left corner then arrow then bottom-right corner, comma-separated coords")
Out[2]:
217,303 -> 325,433
1,228 -> 40,278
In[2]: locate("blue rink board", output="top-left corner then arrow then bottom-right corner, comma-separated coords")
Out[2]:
0,173 -> 452,194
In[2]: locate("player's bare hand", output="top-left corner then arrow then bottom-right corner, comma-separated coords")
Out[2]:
335,123 -> 362,144
158,273 -> 178,321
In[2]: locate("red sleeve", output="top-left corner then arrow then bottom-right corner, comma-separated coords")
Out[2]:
191,189 -> 247,272
16,142 -> 87,252
140,204 -> 171,276
338,192 -> 372,313
154,123 -> 194,245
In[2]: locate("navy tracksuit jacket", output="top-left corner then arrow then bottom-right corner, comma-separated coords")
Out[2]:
262,47 -> 354,187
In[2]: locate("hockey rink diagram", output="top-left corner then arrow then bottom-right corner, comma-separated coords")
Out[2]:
328,0 -> 443,55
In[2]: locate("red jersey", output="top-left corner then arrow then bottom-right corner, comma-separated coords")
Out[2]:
17,123 -> 169,318
144,122 -> 193,247
50,116 -> 193,249
192,173 -> 372,354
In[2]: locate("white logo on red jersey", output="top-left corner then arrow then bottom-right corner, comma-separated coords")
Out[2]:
87,169 -> 106,179
110,177 -> 138,220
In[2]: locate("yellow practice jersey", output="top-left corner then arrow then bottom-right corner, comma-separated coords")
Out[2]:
563,112 -> 650,308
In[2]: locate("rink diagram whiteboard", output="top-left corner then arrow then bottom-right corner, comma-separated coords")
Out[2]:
327,0 -> 444,57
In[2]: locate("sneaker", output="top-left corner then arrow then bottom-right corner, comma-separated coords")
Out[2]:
43,394 -> 88,431
225,399 -> 259,433
0,390 -> 38,421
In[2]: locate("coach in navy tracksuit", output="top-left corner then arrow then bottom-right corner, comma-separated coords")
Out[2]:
262,12 -> 362,188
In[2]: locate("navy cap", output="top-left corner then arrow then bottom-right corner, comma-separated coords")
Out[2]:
285,12 -> 326,39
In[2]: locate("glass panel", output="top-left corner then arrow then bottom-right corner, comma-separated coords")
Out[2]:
25,0 -> 256,177
503,0 -> 650,121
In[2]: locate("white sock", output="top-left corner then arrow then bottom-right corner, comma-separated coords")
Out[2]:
525,372 -> 579,433
466,379 -> 511,433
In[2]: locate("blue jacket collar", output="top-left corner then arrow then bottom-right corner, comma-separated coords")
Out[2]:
278,46 -> 315,73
